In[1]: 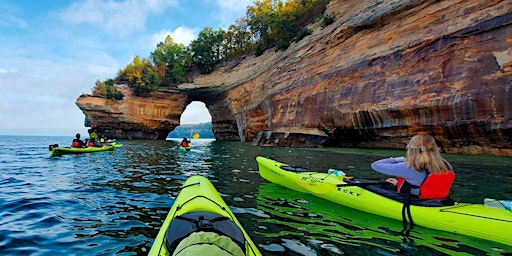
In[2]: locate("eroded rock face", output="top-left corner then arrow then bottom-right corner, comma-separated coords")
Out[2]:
76,0 -> 512,155
76,87 -> 188,139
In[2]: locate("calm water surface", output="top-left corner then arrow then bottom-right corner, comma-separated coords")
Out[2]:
0,135 -> 511,255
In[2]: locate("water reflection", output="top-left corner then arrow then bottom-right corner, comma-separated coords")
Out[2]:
255,182 -> 511,256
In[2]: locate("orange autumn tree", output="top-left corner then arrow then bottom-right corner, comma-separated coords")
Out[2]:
116,55 -> 160,95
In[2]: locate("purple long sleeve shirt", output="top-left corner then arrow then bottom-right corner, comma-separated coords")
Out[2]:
371,157 -> 427,195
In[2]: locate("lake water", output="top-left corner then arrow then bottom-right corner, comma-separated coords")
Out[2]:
0,135 -> 511,255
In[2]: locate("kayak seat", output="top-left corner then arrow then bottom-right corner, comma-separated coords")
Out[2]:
165,211 -> 246,254
354,179 -> 455,207
281,166 -> 313,173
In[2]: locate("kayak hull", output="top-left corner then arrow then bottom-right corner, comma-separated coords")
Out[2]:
179,146 -> 191,151
50,145 -> 114,156
148,175 -> 261,256
256,156 -> 512,246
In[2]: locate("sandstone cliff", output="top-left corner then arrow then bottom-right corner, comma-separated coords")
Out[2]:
76,0 -> 512,155
76,86 -> 188,139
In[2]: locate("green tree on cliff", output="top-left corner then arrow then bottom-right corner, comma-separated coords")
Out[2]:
150,35 -> 188,84
247,0 -> 324,53
224,18 -> 253,58
190,27 -> 225,74
92,79 -> 124,100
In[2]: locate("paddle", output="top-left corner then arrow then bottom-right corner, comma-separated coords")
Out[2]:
298,180 -> 388,194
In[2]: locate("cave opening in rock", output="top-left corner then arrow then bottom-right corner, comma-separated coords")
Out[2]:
167,101 -> 214,139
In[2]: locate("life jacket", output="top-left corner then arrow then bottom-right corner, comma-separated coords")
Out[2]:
396,171 -> 455,199
71,141 -> 80,148
396,167 -> 455,237
88,142 -> 95,147
181,141 -> 189,147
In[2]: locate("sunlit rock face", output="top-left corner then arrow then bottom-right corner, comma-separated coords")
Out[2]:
76,0 -> 512,155
223,0 -> 512,155
76,87 -> 188,139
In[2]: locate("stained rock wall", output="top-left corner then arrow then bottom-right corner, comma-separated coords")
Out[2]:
76,0 -> 512,155
76,86 -> 188,139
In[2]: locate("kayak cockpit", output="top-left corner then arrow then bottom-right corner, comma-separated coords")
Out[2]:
165,211 -> 246,255
354,179 -> 455,207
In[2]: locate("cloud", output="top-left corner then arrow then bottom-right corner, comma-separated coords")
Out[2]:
215,0 -> 252,27
0,12 -> 29,29
0,56 -> 116,136
149,26 -> 198,50
57,0 -> 178,37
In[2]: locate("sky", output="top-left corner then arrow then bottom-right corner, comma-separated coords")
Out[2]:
0,0 -> 252,136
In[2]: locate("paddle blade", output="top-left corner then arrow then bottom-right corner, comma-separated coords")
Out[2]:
193,133 -> 200,139
298,181 -> 337,194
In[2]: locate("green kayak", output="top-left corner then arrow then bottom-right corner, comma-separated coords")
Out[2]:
256,156 -> 512,246
149,175 -> 261,256
49,144 -> 114,157
179,145 -> 191,151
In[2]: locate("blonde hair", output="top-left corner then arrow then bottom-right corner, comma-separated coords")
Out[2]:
405,134 -> 452,174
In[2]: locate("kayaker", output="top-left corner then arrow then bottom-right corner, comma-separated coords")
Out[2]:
100,136 -> 108,146
71,133 -> 85,148
371,134 -> 455,199
88,128 -> 102,147
180,137 -> 190,147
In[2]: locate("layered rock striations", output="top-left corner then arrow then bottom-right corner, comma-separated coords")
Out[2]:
76,0 -> 512,155
76,86 -> 188,139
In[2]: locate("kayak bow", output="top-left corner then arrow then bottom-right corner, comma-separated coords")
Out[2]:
148,175 -> 261,256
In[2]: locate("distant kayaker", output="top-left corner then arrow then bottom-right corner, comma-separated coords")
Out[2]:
180,137 -> 190,147
88,128 -> 102,147
371,134 -> 455,199
71,133 -> 85,148
100,136 -> 109,146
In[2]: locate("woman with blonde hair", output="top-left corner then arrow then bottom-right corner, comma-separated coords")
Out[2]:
371,134 -> 455,199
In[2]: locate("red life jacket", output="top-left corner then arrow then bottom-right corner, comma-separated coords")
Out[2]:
88,142 -> 95,147
396,171 -> 455,199
71,141 -> 80,148
181,141 -> 189,147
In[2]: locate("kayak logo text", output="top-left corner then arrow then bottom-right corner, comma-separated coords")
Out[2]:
337,188 -> 361,197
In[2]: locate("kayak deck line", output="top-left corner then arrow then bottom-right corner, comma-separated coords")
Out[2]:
175,195 -> 228,213
437,206 -> 512,222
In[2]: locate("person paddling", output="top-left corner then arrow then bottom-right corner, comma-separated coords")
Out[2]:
371,134 -> 455,199
180,137 -> 190,147
371,134 -> 455,236
88,128 -> 102,147
71,133 -> 85,148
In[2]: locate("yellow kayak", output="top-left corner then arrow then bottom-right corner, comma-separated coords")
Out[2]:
148,175 -> 261,256
256,156 -> 512,246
